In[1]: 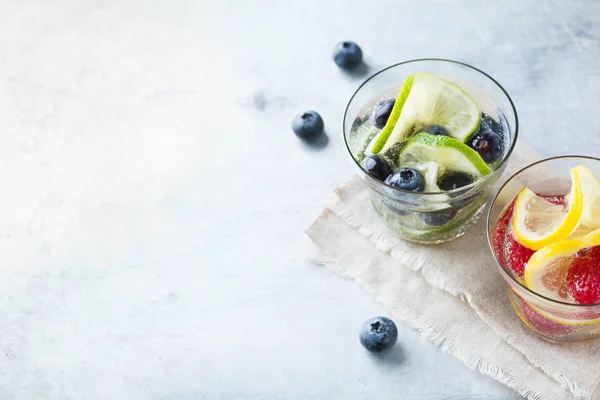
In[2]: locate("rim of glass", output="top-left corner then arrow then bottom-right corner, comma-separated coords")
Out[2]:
342,58 -> 519,196
486,155 -> 600,307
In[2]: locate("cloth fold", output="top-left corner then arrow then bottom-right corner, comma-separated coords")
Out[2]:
306,142 -> 600,400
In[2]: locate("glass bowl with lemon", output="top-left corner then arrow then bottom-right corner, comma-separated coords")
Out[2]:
344,59 -> 518,244
488,156 -> 600,343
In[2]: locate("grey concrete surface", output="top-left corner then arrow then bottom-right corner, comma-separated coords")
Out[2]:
1,0 -> 598,398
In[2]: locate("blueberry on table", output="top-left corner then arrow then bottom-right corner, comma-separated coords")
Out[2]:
333,41 -> 363,69
437,171 -> 474,191
470,131 -> 502,164
362,155 -> 393,182
371,99 -> 395,129
419,209 -> 458,226
359,316 -> 398,352
422,125 -> 449,136
385,168 -> 425,192
292,111 -> 324,140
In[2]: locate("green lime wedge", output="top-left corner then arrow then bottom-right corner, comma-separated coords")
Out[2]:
370,75 -> 414,154
372,73 -> 480,155
400,133 -> 491,178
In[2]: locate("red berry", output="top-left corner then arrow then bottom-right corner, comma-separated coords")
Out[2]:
492,223 -> 506,265
516,296 -> 573,336
492,201 -> 516,267
584,245 -> 600,261
566,258 -> 600,304
504,230 -> 535,279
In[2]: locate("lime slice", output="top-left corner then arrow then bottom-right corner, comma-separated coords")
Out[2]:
409,161 -> 441,192
372,73 -> 480,154
404,160 -> 450,208
370,76 -> 414,154
399,133 -> 491,182
348,123 -> 379,163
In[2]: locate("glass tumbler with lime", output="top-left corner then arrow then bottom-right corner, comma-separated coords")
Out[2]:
343,59 -> 519,244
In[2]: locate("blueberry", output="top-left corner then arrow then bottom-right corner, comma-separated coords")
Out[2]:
437,171 -> 474,191
438,172 -> 477,207
479,113 -> 502,134
383,200 -> 409,216
385,168 -> 425,192
422,125 -> 449,136
292,111 -> 324,140
478,116 -> 490,133
359,316 -> 398,352
351,116 -> 365,130
449,192 -> 482,208
470,131 -> 502,163
333,41 -> 363,70
371,99 -> 395,129
362,155 -> 393,182
419,209 -> 457,226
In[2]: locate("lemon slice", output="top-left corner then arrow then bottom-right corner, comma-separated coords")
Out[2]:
509,293 -> 575,334
524,229 -> 600,303
372,73 -> 480,154
573,165 -> 600,229
512,169 -> 584,250
531,304 -> 600,326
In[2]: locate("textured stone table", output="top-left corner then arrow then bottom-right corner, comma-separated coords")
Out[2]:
1,0 -> 598,398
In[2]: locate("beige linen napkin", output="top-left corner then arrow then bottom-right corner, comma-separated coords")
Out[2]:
306,142 -> 600,400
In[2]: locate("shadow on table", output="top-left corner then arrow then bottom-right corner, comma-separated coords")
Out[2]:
368,345 -> 405,367
302,132 -> 329,151
341,62 -> 371,79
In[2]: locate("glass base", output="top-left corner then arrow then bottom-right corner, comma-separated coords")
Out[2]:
372,194 -> 487,244
508,289 -> 600,343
